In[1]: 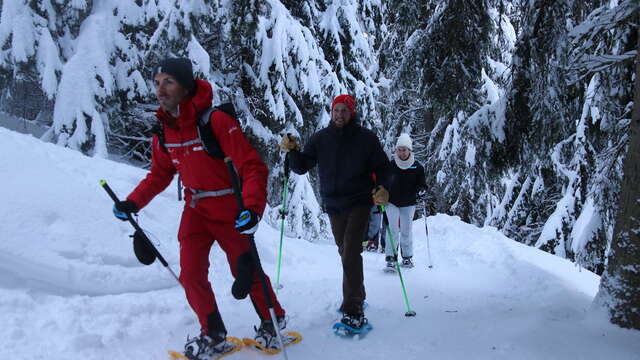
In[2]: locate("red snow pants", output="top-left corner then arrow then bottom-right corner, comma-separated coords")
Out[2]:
177,205 -> 285,334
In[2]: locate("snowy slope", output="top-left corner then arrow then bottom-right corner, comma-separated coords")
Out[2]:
1,127 -> 639,360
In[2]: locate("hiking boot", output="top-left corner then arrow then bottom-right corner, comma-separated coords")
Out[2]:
365,240 -> 378,252
385,255 -> 397,272
401,257 -> 414,268
254,317 -> 286,350
184,333 -> 232,360
341,312 -> 368,329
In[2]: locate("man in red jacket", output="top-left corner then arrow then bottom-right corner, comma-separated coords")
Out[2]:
112,58 -> 285,359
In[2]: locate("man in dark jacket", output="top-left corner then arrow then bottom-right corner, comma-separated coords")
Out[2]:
279,94 -> 389,329
112,58 -> 286,359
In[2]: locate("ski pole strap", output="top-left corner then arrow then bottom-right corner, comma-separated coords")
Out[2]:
381,207 -> 390,226
187,187 -> 234,208
224,158 -> 245,210
283,152 -> 290,177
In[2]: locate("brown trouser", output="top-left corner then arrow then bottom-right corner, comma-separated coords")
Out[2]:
329,205 -> 370,315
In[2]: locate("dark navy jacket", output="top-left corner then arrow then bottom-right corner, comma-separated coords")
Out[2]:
386,159 -> 426,207
289,120 -> 389,214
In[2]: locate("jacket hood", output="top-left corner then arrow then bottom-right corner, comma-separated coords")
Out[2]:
156,79 -> 213,129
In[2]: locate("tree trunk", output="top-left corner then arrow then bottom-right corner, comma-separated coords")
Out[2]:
595,27 -> 640,330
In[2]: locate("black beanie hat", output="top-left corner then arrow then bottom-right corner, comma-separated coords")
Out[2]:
154,57 -> 195,93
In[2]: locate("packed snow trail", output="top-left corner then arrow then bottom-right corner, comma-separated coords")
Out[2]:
1,127 -> 639,360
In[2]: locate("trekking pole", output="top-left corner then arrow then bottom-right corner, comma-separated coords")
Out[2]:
380,205 -> 417,317
275,153 -> 290,292
224,158 -> 289,360
424,198 -> 433,269
99,180 -> 183,288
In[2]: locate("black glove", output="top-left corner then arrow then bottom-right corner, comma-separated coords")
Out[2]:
131,230 -> 156,265
231,251 -> 256,299
113,200 -> 138,221
235,209 -> 261,234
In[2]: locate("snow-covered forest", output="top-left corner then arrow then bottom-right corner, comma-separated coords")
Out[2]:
1,0 -> 639,330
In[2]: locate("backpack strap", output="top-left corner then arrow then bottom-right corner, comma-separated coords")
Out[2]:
197,106 -> 227,159
154,103 -> 236,159
150,123 -> 167,153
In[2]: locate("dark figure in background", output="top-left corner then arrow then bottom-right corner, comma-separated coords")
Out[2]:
364,205 -> 387,252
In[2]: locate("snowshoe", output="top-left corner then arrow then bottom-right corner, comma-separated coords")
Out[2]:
384,255 -> 398,273
333,313 -> 372,337
400,257 -> 414,268
242,317 -> 302,354
168,335 -> 243,360
341,312 -> 367,328
384,261 -> 397,273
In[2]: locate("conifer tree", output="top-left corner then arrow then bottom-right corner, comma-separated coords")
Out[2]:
384,0 -> 493,220
0,0 -> 64,122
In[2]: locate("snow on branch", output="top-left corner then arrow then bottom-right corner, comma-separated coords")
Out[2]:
568,0 -> 638,81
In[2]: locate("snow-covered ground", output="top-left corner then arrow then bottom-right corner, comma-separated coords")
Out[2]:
1,126 -> 639,360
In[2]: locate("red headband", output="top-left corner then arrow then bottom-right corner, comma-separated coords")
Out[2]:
331,94 -> 356,116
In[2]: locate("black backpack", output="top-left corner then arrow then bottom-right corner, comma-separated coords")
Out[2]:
151,102 -> 238,159
150,103 -> 239,200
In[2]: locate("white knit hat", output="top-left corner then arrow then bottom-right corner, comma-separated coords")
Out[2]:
395,133 -> 413,151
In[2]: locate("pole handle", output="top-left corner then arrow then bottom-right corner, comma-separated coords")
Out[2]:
283,152 -> 290,177
100,179 -> 120,203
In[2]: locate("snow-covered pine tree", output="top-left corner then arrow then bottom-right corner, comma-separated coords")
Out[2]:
44,1 -> 152,157
223,0 -> 385,240
0,0 -> 64,124
383,0 -> 494,223
473,0 -> 637,273
565,0 -> 638,272
514,0 -> 591,261
378,0 -> 434,151
226,0 -> 334,240
316,0 -> 383,129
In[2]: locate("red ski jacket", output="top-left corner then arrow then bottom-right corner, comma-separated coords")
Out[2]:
127,80 -> 268,223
